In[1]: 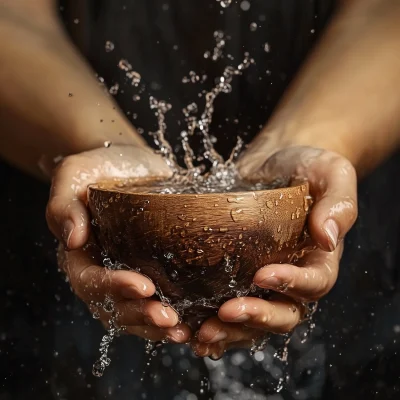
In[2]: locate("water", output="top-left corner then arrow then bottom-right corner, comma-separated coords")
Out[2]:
90,2 -> 318,392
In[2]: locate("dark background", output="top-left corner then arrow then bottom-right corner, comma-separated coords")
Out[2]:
2,1 -> 400,399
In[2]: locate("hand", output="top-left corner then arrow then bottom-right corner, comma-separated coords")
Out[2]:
191,146 -> 357,358
46,145 -> 191,343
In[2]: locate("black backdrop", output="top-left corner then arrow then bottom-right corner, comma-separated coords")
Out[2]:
2,1 -> 400,399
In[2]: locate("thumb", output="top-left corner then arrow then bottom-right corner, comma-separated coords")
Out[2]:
46,155 -> 92,249
237,146 -> 358,252
307,152 -> 358,252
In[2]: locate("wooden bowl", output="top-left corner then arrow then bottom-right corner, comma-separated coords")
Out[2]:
87,179 -> 311,321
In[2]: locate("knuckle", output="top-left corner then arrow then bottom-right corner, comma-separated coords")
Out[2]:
261,304 -> 275,326
45,200 -> 60,225
76,265 -> 103,298
317,275 -> 332,298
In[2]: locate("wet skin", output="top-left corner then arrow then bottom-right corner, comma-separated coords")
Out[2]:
48,145 -> 357,357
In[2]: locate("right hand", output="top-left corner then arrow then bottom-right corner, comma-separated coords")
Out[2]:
46,145 -> 192,343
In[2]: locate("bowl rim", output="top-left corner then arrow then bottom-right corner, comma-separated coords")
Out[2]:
87,178 -> 308,199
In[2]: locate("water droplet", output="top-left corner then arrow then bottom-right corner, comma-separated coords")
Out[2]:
169,270 -> 179,282
104,141 -> 112,148
103,297 -> 115,313
218,0 -> 232,7
240,1 -> 251,11
250,22 -> 258,31
230,208 -> 243,222
227,197 -> 244,203
90,309 -> 100,320
109,83 -> 119,95
92,360 -> 105,377
164,252 -> 174,260
118,59 -> 132,71
224,255 -> 233,273
228,278 -> 237,288
105,41 -> 115,52
264,43 -> 271,52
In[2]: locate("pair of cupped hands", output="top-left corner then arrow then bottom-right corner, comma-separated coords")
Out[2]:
46,142 -> 357,360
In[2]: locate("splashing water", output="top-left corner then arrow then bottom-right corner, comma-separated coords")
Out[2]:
90,7 -> 318,394
132,51 -> 259,194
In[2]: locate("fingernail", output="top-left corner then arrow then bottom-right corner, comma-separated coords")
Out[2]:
209,353 -> 224,361
62,220 -> 74,248
121,286 -> 141,299
323,219 -> 339,251
168,327 -> 187,343
258,276 -> 282,289
193,343 -> 210,357
204,331 -> 227,344
232,313 -> 250,322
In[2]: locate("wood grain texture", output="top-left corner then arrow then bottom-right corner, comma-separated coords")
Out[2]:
88,179 -> 312,320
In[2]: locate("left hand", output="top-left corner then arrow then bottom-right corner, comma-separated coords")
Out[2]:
191,146 -> 357,358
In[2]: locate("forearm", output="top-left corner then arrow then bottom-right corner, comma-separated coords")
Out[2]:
251,0 -> 400,176
0,3 -> 146,179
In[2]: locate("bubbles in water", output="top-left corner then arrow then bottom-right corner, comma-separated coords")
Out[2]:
105,41 -> 115,52
133,94 -> 141,102
264,42 -> 271,53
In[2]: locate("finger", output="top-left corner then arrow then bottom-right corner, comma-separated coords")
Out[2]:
63,245 -> 180,328
61,245 -> 156,302
305,152 -> 358,252
197,316 -> 261,344
254,243 -> 343,301
46,146 -> 173,250
93,299 -> 179,328
218,296 -> 304,334
46,155 -> 93,249
191,340 -> 226,359
124,323 -> 192,343
239,147 -> 358,252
